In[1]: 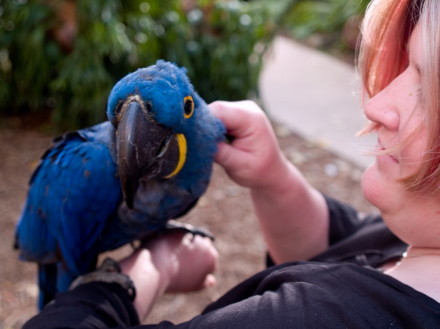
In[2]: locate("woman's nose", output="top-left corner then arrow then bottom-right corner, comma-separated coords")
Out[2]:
364,94 -> 400,131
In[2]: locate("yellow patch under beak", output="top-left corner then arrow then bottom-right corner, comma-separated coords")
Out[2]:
164,133 -> 187,179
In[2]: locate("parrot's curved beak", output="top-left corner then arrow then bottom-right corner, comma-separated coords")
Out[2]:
117,101 -> 187,209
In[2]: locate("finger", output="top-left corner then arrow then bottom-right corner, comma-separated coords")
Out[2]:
203,274 -> 217,288
209,101 -> 261,137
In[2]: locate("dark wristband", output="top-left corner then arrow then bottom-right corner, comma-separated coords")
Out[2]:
69,257 -> 136,301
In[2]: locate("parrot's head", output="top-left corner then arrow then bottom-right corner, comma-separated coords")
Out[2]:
107,60 -> 223,209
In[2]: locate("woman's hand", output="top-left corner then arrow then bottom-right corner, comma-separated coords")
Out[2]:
145,232 -> 218,293
120,232 -> 218,321
210,101 -> 291,193
210,100 -> 329,264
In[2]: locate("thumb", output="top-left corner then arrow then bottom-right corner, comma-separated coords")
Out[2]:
214,141 -> 233,166
215,141 -> 250,172
203,274 -> 217,288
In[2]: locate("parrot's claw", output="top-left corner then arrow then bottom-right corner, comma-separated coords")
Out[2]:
163,220 -> 215,241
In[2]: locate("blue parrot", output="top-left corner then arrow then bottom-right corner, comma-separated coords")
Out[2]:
15,60 -> 225,309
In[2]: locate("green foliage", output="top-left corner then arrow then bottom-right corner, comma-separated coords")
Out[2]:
0,0 -> 281,130
281,0 -> 370,51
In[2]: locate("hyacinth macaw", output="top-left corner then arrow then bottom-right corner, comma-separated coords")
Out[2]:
15,60 -> 225,309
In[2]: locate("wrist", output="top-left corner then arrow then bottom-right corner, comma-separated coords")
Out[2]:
119,247 -> 173,320
70,258 -> 136,300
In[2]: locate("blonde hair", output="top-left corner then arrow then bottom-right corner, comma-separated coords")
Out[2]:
359,0 -> 440,192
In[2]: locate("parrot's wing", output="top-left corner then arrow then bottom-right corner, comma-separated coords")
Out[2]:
16,130 -> 121,276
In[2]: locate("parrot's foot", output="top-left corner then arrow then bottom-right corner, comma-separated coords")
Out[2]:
163,220 -> 214,241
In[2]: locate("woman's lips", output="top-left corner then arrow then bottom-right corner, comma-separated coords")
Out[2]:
378,140 -> 399,164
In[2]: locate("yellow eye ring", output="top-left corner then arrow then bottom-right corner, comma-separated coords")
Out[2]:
184,96 -> 194,119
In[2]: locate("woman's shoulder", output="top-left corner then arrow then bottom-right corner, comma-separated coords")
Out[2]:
279,263 -> 440,325
205,262 -> 440,328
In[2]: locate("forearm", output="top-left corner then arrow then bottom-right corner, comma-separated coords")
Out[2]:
120,233 -> 218,322
23,282 -> 139,329
251,160 -> 329,264
120,246 -> 172,321
209,101 -> 329,264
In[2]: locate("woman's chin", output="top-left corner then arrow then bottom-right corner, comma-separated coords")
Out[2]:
361,162 -> 393,212
361,164 -> 377,204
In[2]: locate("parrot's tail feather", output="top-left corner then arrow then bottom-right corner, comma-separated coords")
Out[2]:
38,263 -> 57,310
57,262 -> 81,293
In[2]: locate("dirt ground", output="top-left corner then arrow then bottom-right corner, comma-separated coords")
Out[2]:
0,117 -> 376,328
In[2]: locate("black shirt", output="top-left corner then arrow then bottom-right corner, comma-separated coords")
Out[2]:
23,197 -> 440,328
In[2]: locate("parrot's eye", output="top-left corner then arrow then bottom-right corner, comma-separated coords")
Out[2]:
184,96 -> 194,119
115,101 -> 124,117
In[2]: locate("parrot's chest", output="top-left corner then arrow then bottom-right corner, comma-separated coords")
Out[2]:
117,179 -> 194,226
99,177 -> 199,251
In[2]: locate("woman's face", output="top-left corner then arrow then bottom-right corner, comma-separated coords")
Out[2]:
361,24 -> 440,247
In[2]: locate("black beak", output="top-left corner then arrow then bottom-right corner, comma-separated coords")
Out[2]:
117,101 -> 181,209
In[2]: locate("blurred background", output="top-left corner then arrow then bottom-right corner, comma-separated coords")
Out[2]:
0,0 -> 370,130
0,0 -> 375,327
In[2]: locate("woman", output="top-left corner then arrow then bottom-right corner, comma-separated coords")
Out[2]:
24,0 -> 440,327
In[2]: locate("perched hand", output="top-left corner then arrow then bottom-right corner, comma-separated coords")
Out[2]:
145,232 -> 218,293
210,101 -> 291,192
120,232 -> 218,320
